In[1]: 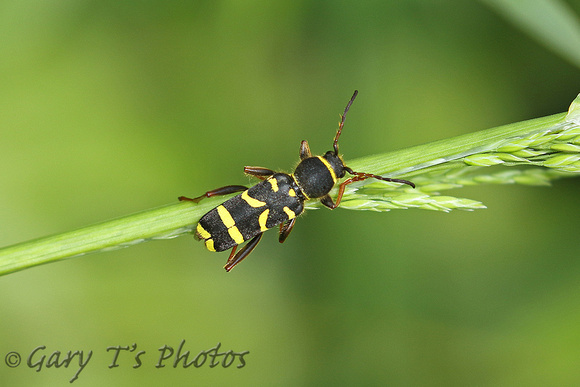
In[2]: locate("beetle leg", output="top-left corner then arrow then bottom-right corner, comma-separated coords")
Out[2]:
320,194 -> 335,209
227,245 -> 238,261
324,170 -> 415,210
343,167 -> 415,189
224,233 -> 263,272
178,185 -> 248,203
244,166 -> 276,180
279,218 -> 296,243
299,140 -> 312,160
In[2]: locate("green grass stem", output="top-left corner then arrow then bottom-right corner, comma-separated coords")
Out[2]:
1,94 -> 579,277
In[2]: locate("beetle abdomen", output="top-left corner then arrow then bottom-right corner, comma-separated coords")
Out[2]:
195,173 -> 304,252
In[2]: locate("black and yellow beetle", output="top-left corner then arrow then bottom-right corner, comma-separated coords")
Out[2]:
179,91 -> 415,271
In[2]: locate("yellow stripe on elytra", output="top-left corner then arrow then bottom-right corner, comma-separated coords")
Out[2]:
242,190 -> 266,208
205,239 -> 216,252
227,226 -> 245,244
217,205 -> 236,228
317,156 -> 337,183
283,206 -> 296,220
258,209 -> 270,231
217,205 -> 245,244
291,174 -> 309,199
268,177 -> 279,192
196,223 -> 211,240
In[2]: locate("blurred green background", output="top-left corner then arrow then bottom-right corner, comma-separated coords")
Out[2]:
1,1 -> 580,385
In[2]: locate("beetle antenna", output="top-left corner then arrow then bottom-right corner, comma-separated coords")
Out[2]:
333,90 -> 358,155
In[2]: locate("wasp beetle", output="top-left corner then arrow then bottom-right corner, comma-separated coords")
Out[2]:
179,91 -> 415,271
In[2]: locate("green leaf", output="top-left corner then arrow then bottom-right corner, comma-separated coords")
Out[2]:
482,0 -> 580,69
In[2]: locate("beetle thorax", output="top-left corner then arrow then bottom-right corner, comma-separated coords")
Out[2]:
292,152 -> 346,199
